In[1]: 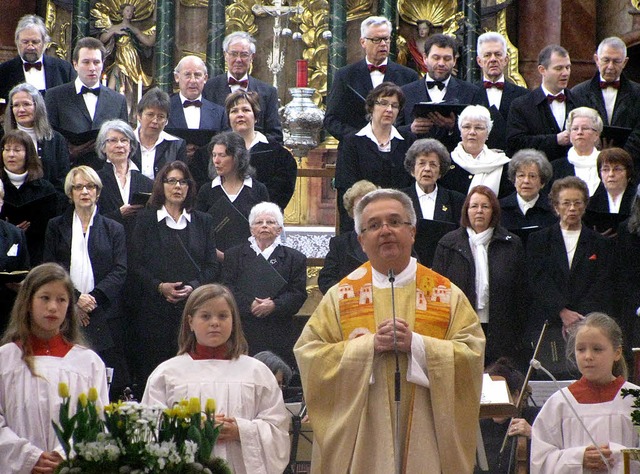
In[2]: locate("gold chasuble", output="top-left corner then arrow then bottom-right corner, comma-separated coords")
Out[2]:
294,260 -> 485,474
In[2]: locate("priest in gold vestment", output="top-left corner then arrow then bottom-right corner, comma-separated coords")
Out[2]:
295,189 -> 485,474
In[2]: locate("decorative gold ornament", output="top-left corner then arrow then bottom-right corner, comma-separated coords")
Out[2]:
398,0 -> 458,27
298,0 -> 329,105
495,3 -> 526,88
347,0 -> 373,22
226,0 -> 259,36
180,0 -> 206,6
92,0 -> 155,23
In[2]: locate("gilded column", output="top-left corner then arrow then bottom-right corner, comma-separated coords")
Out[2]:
461,0 -> 481,82
378,0 -> 397,60
207,0 -> 225,77
72,0 -> 90,47
155,0 -> 176,93
327,0 -> 347,92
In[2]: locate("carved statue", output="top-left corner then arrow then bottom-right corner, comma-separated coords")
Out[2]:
92,0 -> 156,91
405,20 -> 433,74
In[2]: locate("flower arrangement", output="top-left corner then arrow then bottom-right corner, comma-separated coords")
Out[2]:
622,387 -> 640,429
52,383 -> 231,474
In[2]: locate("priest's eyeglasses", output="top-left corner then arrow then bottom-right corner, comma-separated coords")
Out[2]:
361,217 -> 412,233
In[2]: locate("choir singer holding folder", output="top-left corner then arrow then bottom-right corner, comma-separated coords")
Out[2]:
295,188 -> 484,474
223,202 -> 307,371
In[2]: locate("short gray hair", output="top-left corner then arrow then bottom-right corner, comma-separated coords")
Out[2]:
477,32 -> 507,56
248,201 -> 284,228
404,138 -> 451,177
15,14 -> 49,47
567,106 -> 603,134
354,189 -> 416,235
95,119 -> 138,161
458,105 -> 493,134
508,149 -> 553,186
223,31 -> 256,54
173,55 -> 207,75
597,36 -> 627,58
360,16 -> 392,39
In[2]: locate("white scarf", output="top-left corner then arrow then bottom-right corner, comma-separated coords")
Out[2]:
4,168 -> 27,189
70,209 -> 96,294
451,143 -> 510,196
467,226 -> 493,322
566,147 -> 600,196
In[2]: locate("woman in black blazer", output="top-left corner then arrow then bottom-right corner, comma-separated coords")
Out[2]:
131,161 -> 221,389
3,82 -> 69,195
334,82 -> 415,232
95,119 -> 153,238
222,202 -> 307,370
43,166 -> 128,397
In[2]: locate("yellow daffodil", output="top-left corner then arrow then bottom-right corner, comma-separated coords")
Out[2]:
78,393 -> 88,408
188,397 -> 201,415
58,382 -> 70,399
205,398 -> 216,415
88,387 -> 99,403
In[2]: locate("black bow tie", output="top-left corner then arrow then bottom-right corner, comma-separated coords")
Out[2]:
228,77 -> 249,88
427,80 -> 445,91
79,86 -> 100,96
183,100 -> 202,108
24,61 -> 42,72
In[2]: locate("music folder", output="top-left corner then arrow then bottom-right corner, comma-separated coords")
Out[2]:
582,209 -> 628,233
130,192 -> 151,206
1,193 -> 57,226
236,253 -> 287,299
206,197 -> 251,252
0,270 -> 29,283
412,102 -> 469,119
601,125 -> 632,148
164,128 -> 218,147
413,219 -> 458,267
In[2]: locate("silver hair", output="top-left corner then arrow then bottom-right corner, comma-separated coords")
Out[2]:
223,31 -> 256,55
360,16 -> 392,39
253,351 -> 293,385
404,138 -> 451,177
508,149 -> 553,186
597,36 -> 627,58
15,14 -> 49,47
173,55 -> 207,75
4,82 -> 53,140
477,32 -> 507,56
95,119 -> 138,161
567,106 -> 604,134
354,188 -> 416,235
248,201 -> 284,228
457,104 -> 494,134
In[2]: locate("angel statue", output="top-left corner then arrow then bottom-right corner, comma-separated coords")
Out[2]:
92,0 -> 156,92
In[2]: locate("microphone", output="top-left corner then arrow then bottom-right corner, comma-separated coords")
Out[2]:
530,359 -> 611,473
388,268 -> 401,474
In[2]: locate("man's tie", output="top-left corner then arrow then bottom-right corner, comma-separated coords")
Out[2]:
183,100 -> 202,108
79,86 -> 100,96
427,80 -> 445,90
483,81 -> 505,90
23,62 -> 42,72
547,93 -> 566,103
368,64 -> 387,74
228,77 -> 249,88
599,80 -> 621,90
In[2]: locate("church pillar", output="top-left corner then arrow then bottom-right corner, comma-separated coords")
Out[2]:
327,0 -> 347,92
378,0 -> 397,59
71,0 -> 90,47
207,0 -> 225,77
461,0 -> 481,82
155,0 -> 176,93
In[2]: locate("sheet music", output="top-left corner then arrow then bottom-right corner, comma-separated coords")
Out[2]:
529,380 -> 574,407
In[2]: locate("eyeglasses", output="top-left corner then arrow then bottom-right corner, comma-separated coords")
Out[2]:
142,111 -> 168,122
558,200 -> 585,208
416,161 -> 440,170
375,99 -> 400,110
11,101 -> 34,109
365,37 -> 391,44
163,178 -> 190,186
461,124 -> 488,132
226,51 -> 252,59
569,126 -> 597,133
598,57 -> 625,66
361,217 -> 411,233
105,137 -> 130,145
252,219 -> 278,227
515,173 -> 540,181
600,166 -> 626,174
180,71 -> 205,80
71,183 -> 98,192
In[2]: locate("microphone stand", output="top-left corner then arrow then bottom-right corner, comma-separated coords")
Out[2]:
388,268 -> 401,474
530,359 -> 612,474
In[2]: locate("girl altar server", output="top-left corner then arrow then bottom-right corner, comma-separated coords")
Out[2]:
0,263 -> 108,474
531,312 -> 640,473
142,284 -> 290,474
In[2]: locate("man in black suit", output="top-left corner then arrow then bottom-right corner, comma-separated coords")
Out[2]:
45,37 -> 128,170
506,45 -> 576,161
397,34 -> 479,150
0,14 -> 75,102
323,15 -> 419,141
472,32 -> 528,151
572,36 -> 640,180
203,32 -> 282,143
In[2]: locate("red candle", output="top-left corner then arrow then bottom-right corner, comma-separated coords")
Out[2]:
296,60 -> 308,87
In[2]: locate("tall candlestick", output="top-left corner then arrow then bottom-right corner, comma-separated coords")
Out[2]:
137,75 -> 143,103
296,60 -> 308,87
